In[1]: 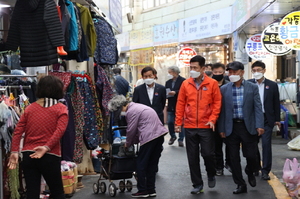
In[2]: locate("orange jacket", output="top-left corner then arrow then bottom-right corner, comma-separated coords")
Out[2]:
175,75 -> 222,128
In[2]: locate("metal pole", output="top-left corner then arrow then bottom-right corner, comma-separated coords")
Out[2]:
0,141 -> 3,199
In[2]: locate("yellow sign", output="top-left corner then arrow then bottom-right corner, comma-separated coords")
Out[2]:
129,47 -> 154,66
279,11 -> 300,50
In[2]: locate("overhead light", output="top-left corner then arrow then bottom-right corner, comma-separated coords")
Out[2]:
0,4 -> 10,8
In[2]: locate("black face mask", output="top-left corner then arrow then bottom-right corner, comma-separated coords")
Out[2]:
212,74 -> 224,81
205,71 -> 212,76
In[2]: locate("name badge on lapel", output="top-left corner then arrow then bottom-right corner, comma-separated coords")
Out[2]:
266,86 -> 269,90
203,86 -> 207,91
155,92 -> 159,96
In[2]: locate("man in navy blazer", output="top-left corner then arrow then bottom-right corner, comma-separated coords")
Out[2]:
133,66 -> 166,125
218,61 -> 264,194
248,61 -> 281,181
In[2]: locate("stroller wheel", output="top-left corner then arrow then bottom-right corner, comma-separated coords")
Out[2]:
126,180 -> 133,192
109,183 -> 117,197
100,182 -> 107,193
119,180 -> 126,192
93,183 -> 99,194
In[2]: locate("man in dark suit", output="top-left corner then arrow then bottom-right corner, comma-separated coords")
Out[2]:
165,66 -> 185,147
248,61 -> 281,181
133,66 -> 166,124
218,61 -> 264,194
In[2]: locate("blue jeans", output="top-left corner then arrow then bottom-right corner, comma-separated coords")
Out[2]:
167,111 -> 185,142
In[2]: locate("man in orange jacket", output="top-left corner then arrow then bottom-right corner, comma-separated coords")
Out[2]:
175,55 -> 222,194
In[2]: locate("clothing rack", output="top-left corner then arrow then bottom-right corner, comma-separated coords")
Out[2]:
0,77 -> 35,199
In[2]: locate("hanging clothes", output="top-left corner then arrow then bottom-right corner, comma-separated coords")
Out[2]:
59,0 -> 71,51
69,78 -> 85,164
61,94 -> 76,162
76,3 -> 97,57
6,0 -> 65,67
77,79 -> 100,150
65,0 -> 79,51
93,17 -> 118,65
94,65 -> 114,117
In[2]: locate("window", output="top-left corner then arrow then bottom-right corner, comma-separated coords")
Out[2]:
143,0 -> 177,10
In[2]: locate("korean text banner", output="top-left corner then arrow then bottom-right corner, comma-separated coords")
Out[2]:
245,34 -> 272,60
178,6 -> 232,43
130,28 -> 153,50
261,22 -> 291,56
153,21 -> 179,45
279,11 -> 300,50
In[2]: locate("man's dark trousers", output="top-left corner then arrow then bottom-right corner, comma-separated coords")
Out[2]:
226,121 -> 258,185
185,128 -> 216,187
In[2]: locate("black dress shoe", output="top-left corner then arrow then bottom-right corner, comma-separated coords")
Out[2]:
261,173 -> 270,180
248,173 -> 256,187
233,185 -> 247,194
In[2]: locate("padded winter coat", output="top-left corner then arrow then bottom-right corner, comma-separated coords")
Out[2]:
6,0 -> 65,67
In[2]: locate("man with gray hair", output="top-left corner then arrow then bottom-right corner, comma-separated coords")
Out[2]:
165,66 -> 186,146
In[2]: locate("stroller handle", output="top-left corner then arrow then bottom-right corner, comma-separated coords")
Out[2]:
112,126 -> 127,132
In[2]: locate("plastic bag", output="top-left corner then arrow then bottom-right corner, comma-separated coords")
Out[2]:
288,135 -> 300,151
282,158 -> 300,197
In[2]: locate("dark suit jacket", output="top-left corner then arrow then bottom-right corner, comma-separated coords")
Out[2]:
165,75 -> 185,112
132,83 -> 166,124
248,78 -> 281,127
218,80 -> 264,137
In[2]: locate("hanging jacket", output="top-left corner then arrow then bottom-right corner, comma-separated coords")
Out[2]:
94,17 -> 118,65
6,0 -> 65,67
76,3 -> 97,57
65,0 -> 78,51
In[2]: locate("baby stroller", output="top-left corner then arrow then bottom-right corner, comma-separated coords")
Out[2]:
92,125 -> 138,197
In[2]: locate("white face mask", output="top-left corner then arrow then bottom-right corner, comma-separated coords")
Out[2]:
167,74 -> 173,80
144,78 -> 155,85
120,111 -> 126,116
253,72 -> 264,80
229,75 -> 241,83
190,70 -> 201,78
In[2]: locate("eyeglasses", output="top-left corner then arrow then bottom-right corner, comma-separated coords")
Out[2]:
251,69 -> 264,73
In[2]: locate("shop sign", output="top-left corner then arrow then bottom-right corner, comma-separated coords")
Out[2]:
153,21 -> 179,45
177,47 -> 197,67
129,47 -> 154,66
115,32 -> 130,52
109,0 -> 122,33
279,11 -> 300,50
130,28 -> 153,50
261,23 -> 291,56
245,34 -> 272,60
178,7 -> 232,42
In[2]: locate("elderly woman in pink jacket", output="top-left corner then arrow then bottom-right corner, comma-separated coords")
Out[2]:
108,95 -> 167,198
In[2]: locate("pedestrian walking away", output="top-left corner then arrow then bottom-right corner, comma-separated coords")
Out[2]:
218,61 -> 264,194
165,66 -> 185,147
113,67 -> 130,97
248,61 -> 281,181
175,55 -> 222,194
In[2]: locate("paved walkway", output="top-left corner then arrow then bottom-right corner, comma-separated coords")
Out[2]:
70,134 -> 294,199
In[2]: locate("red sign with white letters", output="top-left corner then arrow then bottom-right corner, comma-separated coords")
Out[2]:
178,47 -> 197,67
